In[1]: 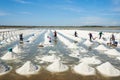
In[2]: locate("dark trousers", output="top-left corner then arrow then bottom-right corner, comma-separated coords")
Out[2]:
99,35 -> 102,39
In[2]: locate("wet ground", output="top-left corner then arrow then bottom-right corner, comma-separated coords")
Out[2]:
1,68 -> 120,80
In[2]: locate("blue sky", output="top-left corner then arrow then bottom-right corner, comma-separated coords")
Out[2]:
0,0 -> 120,26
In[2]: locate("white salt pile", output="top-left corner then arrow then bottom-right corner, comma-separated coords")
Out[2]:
38,43 -> 44,47
74,37 -> 82,43
47,60 -> 69,73
10,37 -> 14,41
69,53 -> 79,58
96,62 -> 120,77
80,56 -> 102,65
28,36 -> 34,41
79,47 -> 88,53
48,50 -> 56,54
16,61 -> 40,75
104,49 -> 120,56
13,45 -> 23,54
117,57 -> 120,60
6,38 -> 12,43
96,39 -> 106,44
73,62 -> 96,76
69,50 -> 80,58
95,44 -> 108,51
0,63 -> 12,75
28,36 -> 36,43
0,40 -> 6,45
83,40 -> 93,47
0,41 -> 3,45
1,51 -> 19,60
13,36 -> 18,40
41,54 -> 61,62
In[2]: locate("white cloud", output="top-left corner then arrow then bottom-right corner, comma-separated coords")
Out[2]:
15,0 -> 31,4
113,7 -> 120,12
110,0 -> 120,13
62,7 -> 82,12
78,16 -> 120,26
47,4 -> 84,13
101,12 -> 120,16
0,11 -> 9,16
112,0 -> 120,5
79,17 -> 105,25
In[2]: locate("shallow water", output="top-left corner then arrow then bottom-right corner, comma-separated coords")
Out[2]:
0,67 -> 120,80
0,29 -> 120,80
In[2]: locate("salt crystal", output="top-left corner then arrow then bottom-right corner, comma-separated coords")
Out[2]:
47,60 -> 69,72
73,62 -> 96,76
96,62 -> 120,77
16,61 -> 40,75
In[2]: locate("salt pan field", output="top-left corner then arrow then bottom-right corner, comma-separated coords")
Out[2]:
0,28 -> 120,80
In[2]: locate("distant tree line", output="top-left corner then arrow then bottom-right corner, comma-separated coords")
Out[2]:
0,25 -> 120,29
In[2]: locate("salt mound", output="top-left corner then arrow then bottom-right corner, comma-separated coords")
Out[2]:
47,60 -> 69,72
74,37 -> 82,43
68,43 -> 79,49
13,45 -> 23,54
16,61 -> 40,75
96,62 -> 120,77
28,36 -> 35,43
69,53 -> 79,58
73,62 -> 95,76
0,40 -> 7,45
104,49 -> 120,56
69,50 -> 80,58
0,63 -> 12,75
79,47 -> 88,53
97,39 -> 106,44
28,37 -> 34,41
10,37 -> 14,41
117,57 -> 120,60
80,57 -> 102,65
83,40 -> 93,47
48,50 -> 56,54
1,51 -> 19,60
13,36 -> 18,40
38,43 -> 44,47
6,38 -> 12,43
41,54 -> 60,62
95,44 -> 108,51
